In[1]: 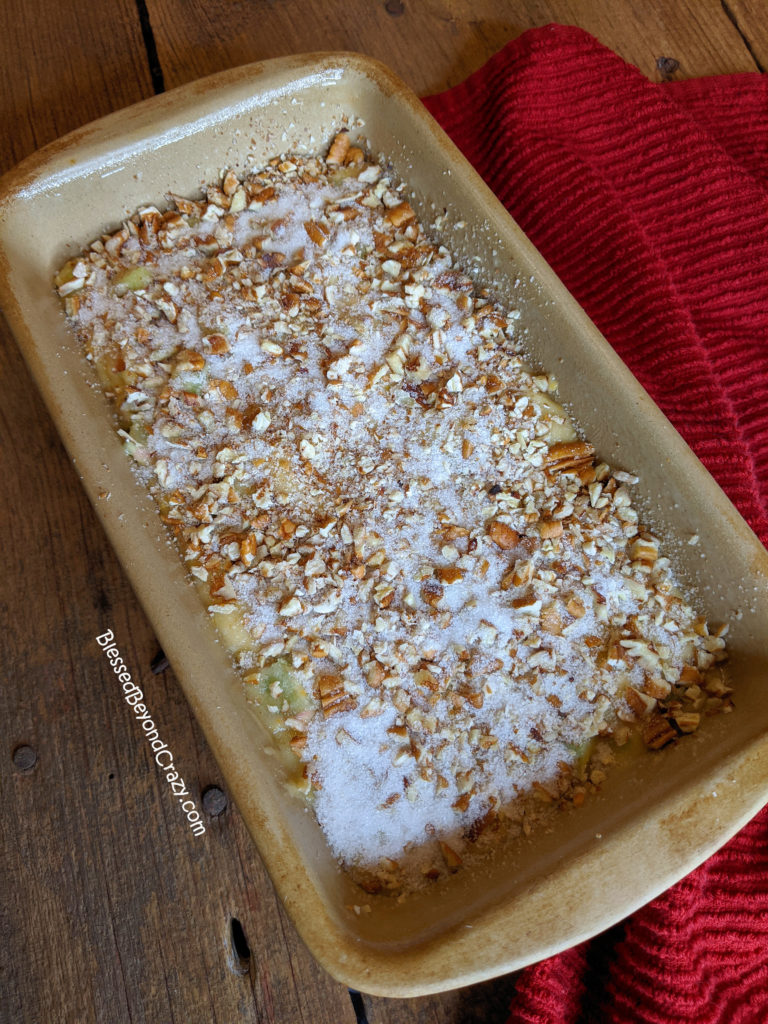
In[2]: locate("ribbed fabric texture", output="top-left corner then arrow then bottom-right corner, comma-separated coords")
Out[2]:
423,25 -> 768,1024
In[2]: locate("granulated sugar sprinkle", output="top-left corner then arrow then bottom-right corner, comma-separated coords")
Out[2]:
58,132 -> 731,890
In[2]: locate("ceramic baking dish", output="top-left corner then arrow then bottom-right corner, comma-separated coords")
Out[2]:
1,53 -> 767,996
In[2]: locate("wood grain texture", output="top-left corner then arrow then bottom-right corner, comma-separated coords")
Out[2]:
0,327 -> 357,1024
0,0 -> 152,166
145,0 -> 760,96
719,0 -> 768,71
0,3 -> 352,1022
1,2 -> 765,1023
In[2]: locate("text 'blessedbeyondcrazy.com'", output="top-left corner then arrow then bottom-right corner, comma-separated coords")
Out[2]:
96,629 -> 205,837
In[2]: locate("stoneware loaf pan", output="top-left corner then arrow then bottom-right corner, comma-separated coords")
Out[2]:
1,53 -> 767,996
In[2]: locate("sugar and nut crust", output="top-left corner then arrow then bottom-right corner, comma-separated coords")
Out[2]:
57,131 -> 732,893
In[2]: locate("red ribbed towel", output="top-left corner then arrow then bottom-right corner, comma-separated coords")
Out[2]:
424,25 -> 768,1024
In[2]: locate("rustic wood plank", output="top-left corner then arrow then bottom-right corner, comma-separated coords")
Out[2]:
719,0 -> 768,71
0,327 -> 357,1024
0,0 -> 152,167
146,0 -> 759,97
0,1 -> 153,1016
0,2 -> 355,1019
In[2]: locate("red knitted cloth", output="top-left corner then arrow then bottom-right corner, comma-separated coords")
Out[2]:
423,25 -> 768,1024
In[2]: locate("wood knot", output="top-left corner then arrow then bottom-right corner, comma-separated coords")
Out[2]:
656,56 -> 680,80
12,745 -> 37,772
202,785 -> 228,816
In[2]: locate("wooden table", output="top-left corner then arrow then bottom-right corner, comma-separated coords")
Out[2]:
1,3 -> 764,1022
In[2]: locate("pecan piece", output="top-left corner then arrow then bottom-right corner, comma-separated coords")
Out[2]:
385,201 -> 415,227
439,841 -> 463,870
539,519 -> 563,539
421,579 -> 444,607
543,440 -> 596,473
326,131 -> 350,164
436,565 -> 464,584
642,714 -> 677,749
488,520 -> 519,549
316,673 -> 358,718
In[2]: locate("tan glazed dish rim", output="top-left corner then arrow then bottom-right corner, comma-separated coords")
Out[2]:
1,53 -> 767,996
